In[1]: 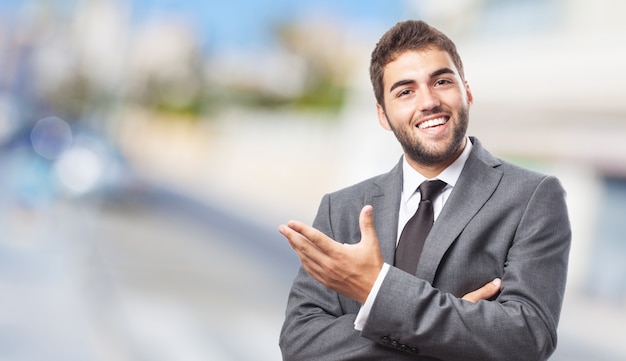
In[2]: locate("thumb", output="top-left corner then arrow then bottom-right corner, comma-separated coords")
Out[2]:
359,205 -> 378,245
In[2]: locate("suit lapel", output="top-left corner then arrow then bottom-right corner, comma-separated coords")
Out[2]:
370,159 -> 403,265
416,138 -> 503,284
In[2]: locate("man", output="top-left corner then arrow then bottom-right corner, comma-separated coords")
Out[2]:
278,20 -> 570,361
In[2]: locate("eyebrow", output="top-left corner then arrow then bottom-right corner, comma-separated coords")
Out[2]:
389,79 -> 415,93
388,67 -> 456,93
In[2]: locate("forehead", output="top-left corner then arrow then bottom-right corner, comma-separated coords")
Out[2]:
383,49 -> 458,86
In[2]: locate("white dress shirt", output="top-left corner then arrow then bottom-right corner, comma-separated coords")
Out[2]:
354,138 -> 473,331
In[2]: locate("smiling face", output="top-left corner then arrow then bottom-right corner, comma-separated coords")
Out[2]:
377,48 -> 473,176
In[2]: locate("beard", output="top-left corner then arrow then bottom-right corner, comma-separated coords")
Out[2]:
388,106 -> 469,166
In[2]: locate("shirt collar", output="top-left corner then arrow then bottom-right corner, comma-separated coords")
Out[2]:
401,137 -> 473,197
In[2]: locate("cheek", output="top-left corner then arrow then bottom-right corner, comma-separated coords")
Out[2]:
386,102 -> 414,120
394,108 -> 417,127
442,94 -> 467,112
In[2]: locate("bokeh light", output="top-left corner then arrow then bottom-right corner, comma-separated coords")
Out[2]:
30,116 -> 73,160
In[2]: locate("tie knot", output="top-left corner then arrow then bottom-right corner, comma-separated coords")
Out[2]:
418,180 -> 447,201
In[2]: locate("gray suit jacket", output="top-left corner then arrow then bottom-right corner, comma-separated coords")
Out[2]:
280,137 -> 571,361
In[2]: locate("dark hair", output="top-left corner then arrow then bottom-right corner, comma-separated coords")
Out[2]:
369,20 -> 465,107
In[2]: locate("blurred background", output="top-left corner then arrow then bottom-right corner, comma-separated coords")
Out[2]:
0,0 -> 625,360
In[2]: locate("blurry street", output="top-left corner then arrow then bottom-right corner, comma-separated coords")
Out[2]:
0,183 -> 297,361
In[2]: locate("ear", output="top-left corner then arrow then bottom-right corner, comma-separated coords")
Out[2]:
376,103 -> 392,131
464,81 -> 474,106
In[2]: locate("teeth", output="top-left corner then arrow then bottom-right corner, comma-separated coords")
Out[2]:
418,117 -> 446,129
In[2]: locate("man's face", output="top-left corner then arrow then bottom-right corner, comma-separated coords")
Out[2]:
377,48 -> 473,169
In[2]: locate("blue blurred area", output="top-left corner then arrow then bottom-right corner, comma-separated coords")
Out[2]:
2,0 -> 405,51
0,114 -> 298,360
3,0 -> 395,52
586,177 -> 626,302
131,0 -> 404,50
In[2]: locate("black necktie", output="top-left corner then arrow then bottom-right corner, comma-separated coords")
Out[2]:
395,180 -> 447,274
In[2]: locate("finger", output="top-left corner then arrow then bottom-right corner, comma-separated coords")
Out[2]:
462,278 -> 501,303
286,220 -> 337,254
279,224 -> 332,282
279,224 -> 326,262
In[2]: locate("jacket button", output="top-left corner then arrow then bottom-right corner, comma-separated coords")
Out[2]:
381,336 -> 390,344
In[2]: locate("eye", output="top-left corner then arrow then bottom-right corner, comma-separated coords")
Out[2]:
434,78 -> 453,87
397,88 -> 413,98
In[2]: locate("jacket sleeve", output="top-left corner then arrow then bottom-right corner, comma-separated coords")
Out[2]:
279,193 -> 423,361
360,175 -> 571,361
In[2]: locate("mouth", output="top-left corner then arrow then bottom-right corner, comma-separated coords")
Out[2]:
417,116 -> 448,129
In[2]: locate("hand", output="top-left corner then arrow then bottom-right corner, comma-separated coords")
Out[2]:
462,278 -> 501,303
279,205 -> 384,304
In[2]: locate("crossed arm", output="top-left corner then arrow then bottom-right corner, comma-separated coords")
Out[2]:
278,205 -> 500,305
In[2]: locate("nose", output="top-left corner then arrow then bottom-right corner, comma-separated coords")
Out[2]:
416,87 -> 440,111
